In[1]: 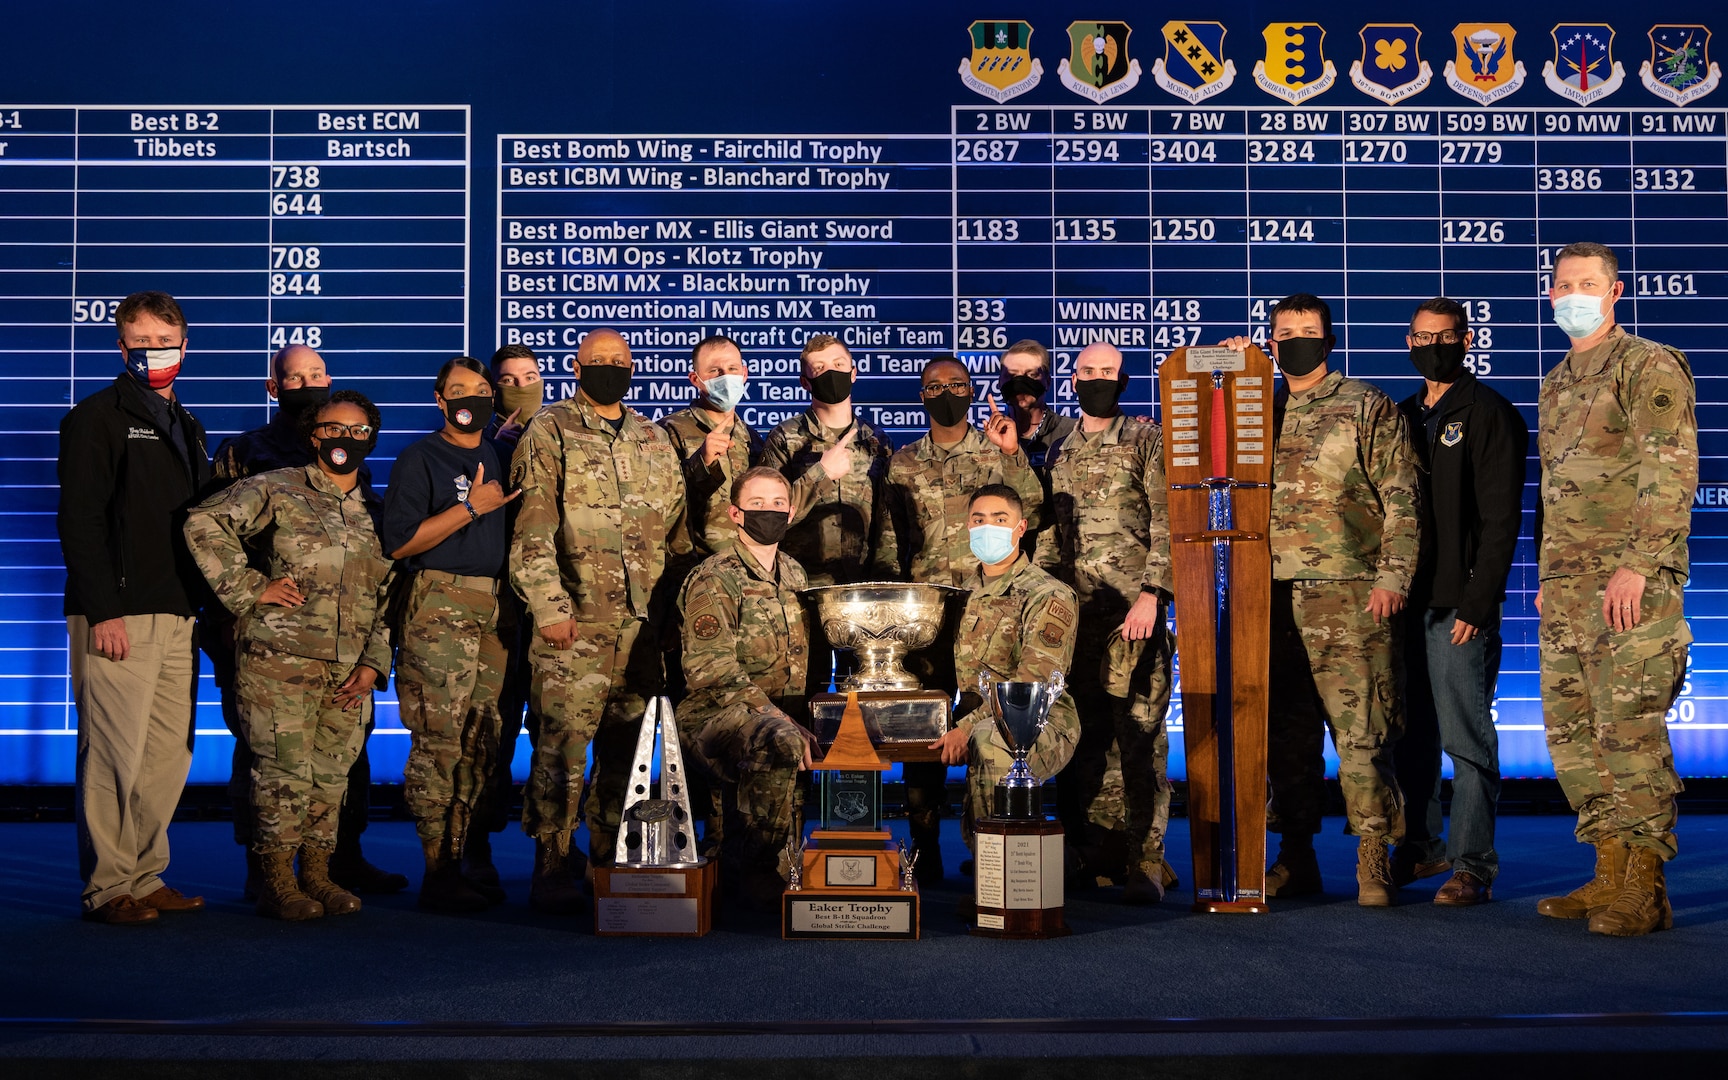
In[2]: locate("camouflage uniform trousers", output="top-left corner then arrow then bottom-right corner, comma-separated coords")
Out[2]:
395,573 -> 507,852
1057,626 -> 1173,871
524,614 -> 663,862
235,641 -> 369,853
474,590 -> 539,834
963,705 -> 1080,847
682,701 -> 809,877
1540,570 -> 1688,860
1267,579 -> 1406,840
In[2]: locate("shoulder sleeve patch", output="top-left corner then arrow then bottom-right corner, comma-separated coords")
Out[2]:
1649,385 -> 1679,416
1039,622 -> 1065,648
691,612 -> 723,640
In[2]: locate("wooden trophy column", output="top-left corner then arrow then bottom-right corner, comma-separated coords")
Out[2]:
1160,345 -> 1273,914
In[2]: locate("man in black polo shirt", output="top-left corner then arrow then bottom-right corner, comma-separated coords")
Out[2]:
384,356 -> 520,912
1393,297 -> 1528,905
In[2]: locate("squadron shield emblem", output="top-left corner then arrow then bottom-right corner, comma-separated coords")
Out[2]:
1060,21 -> 1142,103
1254,23 -> 1337,104
1350,24 -> 1432,104
1444,23 -> 1527,105
1441,421 -> 1464,448
1152,20 -> 1236,103
1641,25 -> 1720,106
960,20 -> 1043,103
1543,24 -> 1627,106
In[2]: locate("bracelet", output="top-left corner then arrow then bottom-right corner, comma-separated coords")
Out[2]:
462,499 -> 479,522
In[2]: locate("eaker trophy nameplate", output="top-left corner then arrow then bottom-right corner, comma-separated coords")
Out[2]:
802,582 -> 965,761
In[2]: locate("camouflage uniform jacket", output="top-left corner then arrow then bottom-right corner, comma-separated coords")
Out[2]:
1536,325 -> 1697,582
678,545 -> 810,717
659,405 -> 764,563
1271,369 -> 1421,594
874,427 -> 1044,585
509,394 -> 689,628
952,555 -> 1078,735
184,465 -> 393,673
760,408 -> 893,586
1035,413 -> 1173,621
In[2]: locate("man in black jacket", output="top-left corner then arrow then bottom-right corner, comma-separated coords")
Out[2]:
1393,297 -> 1529,905
58,291 -> 212,924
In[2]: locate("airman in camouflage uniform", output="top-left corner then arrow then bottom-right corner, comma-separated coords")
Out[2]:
203,345 -> 401,898
184,391 -> 394,921
933,486 -> 1079,836
661,336 -> 766,567
1535,242 -> 1697,937
1226,295 -> 1421,906
510,328 -> 688,911
676,467 -> 814,903
1036,343 -> 1174,901
873,357 -> 1043,880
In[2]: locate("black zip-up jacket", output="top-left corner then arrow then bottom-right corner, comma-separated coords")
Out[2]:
1398,372 -> 1528,629
58,375 -> 213,623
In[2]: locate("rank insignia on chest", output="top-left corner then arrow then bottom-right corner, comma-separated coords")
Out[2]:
1441,421 -> 1464,448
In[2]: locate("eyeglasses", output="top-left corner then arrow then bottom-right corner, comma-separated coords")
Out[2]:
313,422 -> 375,440
1410,330 -> 1464,346
920,380 -> 972,398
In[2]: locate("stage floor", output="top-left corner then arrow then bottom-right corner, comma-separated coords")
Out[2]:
2,814 -> 1726,1072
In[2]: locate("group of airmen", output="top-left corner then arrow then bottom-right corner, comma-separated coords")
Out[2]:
63,240 -> 1696,939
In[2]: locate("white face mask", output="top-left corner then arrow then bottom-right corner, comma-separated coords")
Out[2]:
1553,292 -> 1608,338
703,373 -> 746,412
969,524 -> 1018,564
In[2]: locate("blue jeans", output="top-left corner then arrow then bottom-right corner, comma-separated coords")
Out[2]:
1393,607 -> 1502,883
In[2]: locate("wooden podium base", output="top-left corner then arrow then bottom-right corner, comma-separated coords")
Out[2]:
783,828 -> 921,939
971,816 -> 1068,938
1193,897 -> 1269,915
592,860 -> 716,937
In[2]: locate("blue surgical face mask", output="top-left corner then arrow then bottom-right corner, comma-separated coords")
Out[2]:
1553,292 -> 1609,338
703,373 -> 746,412
969,524 -> 1018,564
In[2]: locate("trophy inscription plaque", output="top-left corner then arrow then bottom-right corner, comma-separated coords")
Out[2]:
783,691 -> 920,940
973,672 -> 1070,939
802,582 -> 966,761
592,696 -> 717,936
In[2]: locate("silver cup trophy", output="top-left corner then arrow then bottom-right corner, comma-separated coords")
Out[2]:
980,669 -> 1066,819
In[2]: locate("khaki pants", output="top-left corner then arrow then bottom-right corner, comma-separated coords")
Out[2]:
70,613 -> 197,911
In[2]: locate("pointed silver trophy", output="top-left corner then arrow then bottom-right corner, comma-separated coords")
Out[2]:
615,696 -> 703,867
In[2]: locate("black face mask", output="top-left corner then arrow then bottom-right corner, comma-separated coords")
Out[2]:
579,363 -> 632,406
738,508 -> 791,545
316,436 -> 369,476
278,385 -> 330,419
1410,341 -> 1468,384
924,392 -> 971,428
443,394 -> 494,434
1001,374 -> 1047,400
1274,337 -> 1329,378
1076,375 -> 1128,418
808,369 -> 853,405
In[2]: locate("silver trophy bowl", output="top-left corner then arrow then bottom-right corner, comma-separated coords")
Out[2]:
981,670 -> 1066,819
802,582 -> 967,692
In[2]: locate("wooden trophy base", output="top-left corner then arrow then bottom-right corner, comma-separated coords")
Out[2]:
971,816 -> 1069,938
783,829 -> 920,939
809,690 -> 950,762
1193,897 -> 1269,915
593,859 -> 716,937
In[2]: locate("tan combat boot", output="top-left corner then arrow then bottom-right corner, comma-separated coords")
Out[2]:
1536,841 -> 1629,919
1356,836 -> 1397,907
1588,847 -> 1674,937
1122,864 -> 1166,905
529,837 -> 586,915
298,844 -> 362,915
1266,836 -> 1322,898
255,849 -> 324,921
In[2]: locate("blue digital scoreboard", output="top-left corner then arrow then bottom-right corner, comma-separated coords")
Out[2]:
3,2 -> 1724,785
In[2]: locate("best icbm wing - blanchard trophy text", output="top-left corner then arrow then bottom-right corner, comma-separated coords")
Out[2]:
972,671 -> 1070,938
1160,345 -> 1274,914
592,696 -> 717,936
782,691 -> 921,939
